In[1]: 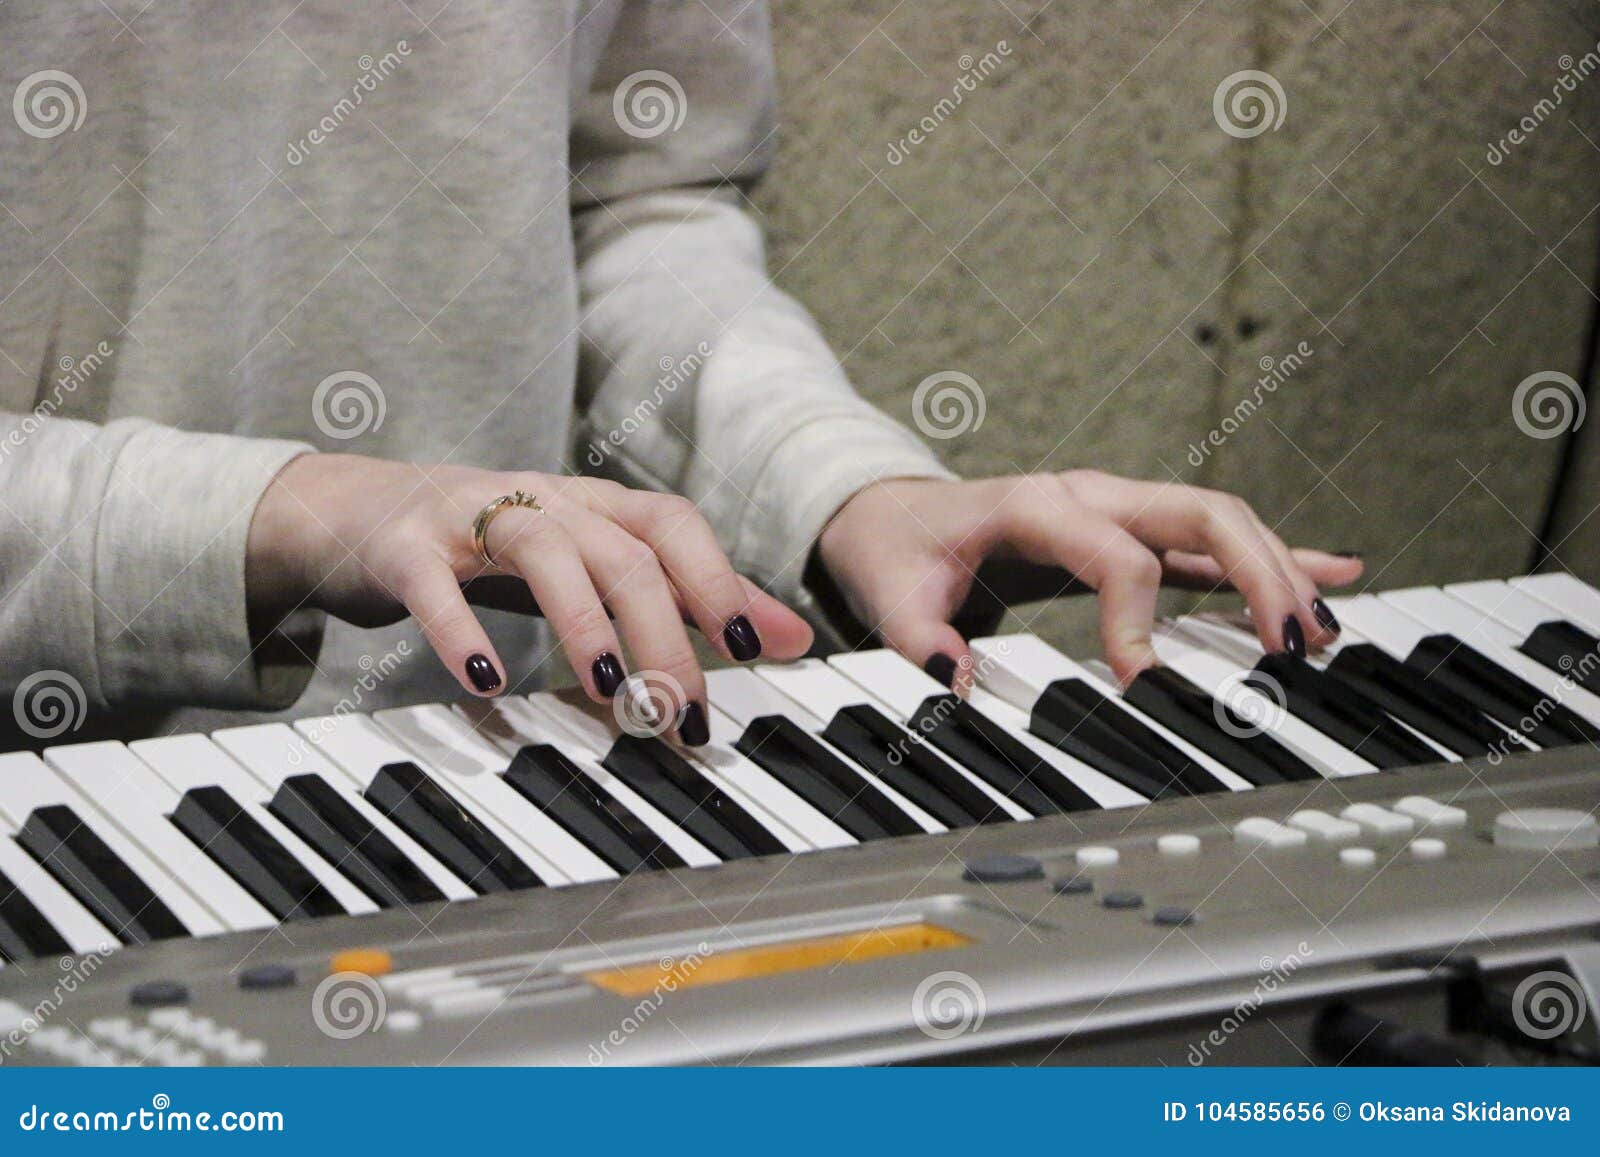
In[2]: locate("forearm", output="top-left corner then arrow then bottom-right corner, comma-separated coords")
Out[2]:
0,414 -> 322,712
575,190 -> 953,599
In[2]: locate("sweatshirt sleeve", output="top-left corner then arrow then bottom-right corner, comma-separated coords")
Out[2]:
568,0 -> 954,604
0,412 -> 324,715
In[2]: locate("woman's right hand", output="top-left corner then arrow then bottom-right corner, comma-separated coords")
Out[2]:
245,454 -> 814,743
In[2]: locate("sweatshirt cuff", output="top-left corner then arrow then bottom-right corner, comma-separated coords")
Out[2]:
735,411 -> 956,606
92,423 -> 325,711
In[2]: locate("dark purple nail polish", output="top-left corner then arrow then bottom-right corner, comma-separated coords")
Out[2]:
1333,550 -> 1363,559
592,652 -> 625,697
723,615 -> 761,662
1312,598 -> 1340,634
465,653 -> 501,693
1280,615 -> 1306,658
676,701 -> 710,747
924,653 -> 958,688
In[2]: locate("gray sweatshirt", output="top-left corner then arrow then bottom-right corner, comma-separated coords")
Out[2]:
0,0 -> 950,739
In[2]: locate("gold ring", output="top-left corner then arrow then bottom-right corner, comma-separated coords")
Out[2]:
471,490 -> 544,568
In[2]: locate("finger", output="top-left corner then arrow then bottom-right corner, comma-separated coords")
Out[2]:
397,557 -> 505,697
1067,476 -> 1310,657
994,482 -> 1163,686
1159,547 -> 1363,589
577,514 -> 709,746
876,603 -> 978,697
1247,518 -> 1338,647
489,507 -> 627,702
735,576 -> 814,660
604,492 -> 788,663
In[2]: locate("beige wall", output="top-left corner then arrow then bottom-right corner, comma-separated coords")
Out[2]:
763,0 -> 1600,655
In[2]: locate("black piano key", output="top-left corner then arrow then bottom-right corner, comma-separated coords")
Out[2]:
16,805 -> 187,944
1028,679 -> 1223,798
268,773 -> 446,908
820,704 -> 1007,828
601,736 -> 786,860
734,715 -> 924,839
169,786 -> 343,922
364,762 -> 543,894
1518,620 -> 1600,692
1406,634 -> 1600,747
503,744 -> 683,873
1250,653 -> 1440,769
907,694 -> 1098,815
1325,643 -> 1533,759
0,863 -> 72,962
1123,667 -> 1321,785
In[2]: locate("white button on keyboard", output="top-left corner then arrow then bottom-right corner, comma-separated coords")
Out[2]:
1341,802 -> 1415,836
1286,809 -> 1361,841
1157,833 -> 1201,856
1392,796 -> 1467,828
1340,846 -> 1377,868
1232,817 -> 1308,849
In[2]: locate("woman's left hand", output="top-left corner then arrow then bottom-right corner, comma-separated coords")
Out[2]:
816,471 -> 1364,692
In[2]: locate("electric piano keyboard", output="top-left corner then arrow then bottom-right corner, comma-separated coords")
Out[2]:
2,575 -> 1599,1065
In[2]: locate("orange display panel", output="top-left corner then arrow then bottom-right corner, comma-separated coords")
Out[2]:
585,923 -> 971,998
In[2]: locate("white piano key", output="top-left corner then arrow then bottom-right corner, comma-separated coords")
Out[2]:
0,819 -> 117,954
1444,580 -> 1577,639
705,668 -> 947,833
294,712 -> 546,895
829,646 -> 1144,810
966,631 -> 1254,792
1172,616 -> 1460,765
529,689 -> 834,851
698,703 -> 855,849
44,742 -> 280,933
126,734 -> 378,917
374,703 -> 615,886
0,750 -> 227,938
1153,626 -> 1377,778
966,689 -> 1146,810
756,659 -> 1033,822
456,697 -> 719,869
1508,572 -> 1600,635
1324,594 -> 1432,659
1378,587 -> 1600,727
212,723 -> 475,903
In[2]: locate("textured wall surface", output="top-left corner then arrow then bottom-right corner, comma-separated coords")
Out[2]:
763,0 -> 1600,656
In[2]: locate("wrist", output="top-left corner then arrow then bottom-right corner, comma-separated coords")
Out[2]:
245,452 -> 325,623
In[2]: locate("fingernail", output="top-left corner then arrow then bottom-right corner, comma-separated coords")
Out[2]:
1280,615 -> 1306,658
1334,550 -> 1363,559
723,615 -> 761,662
676,701 -> 710,747
1312,598 -> 1340,634
465,654 -> 501,693
924,653 -> 958,688
592,652 -> 625,697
